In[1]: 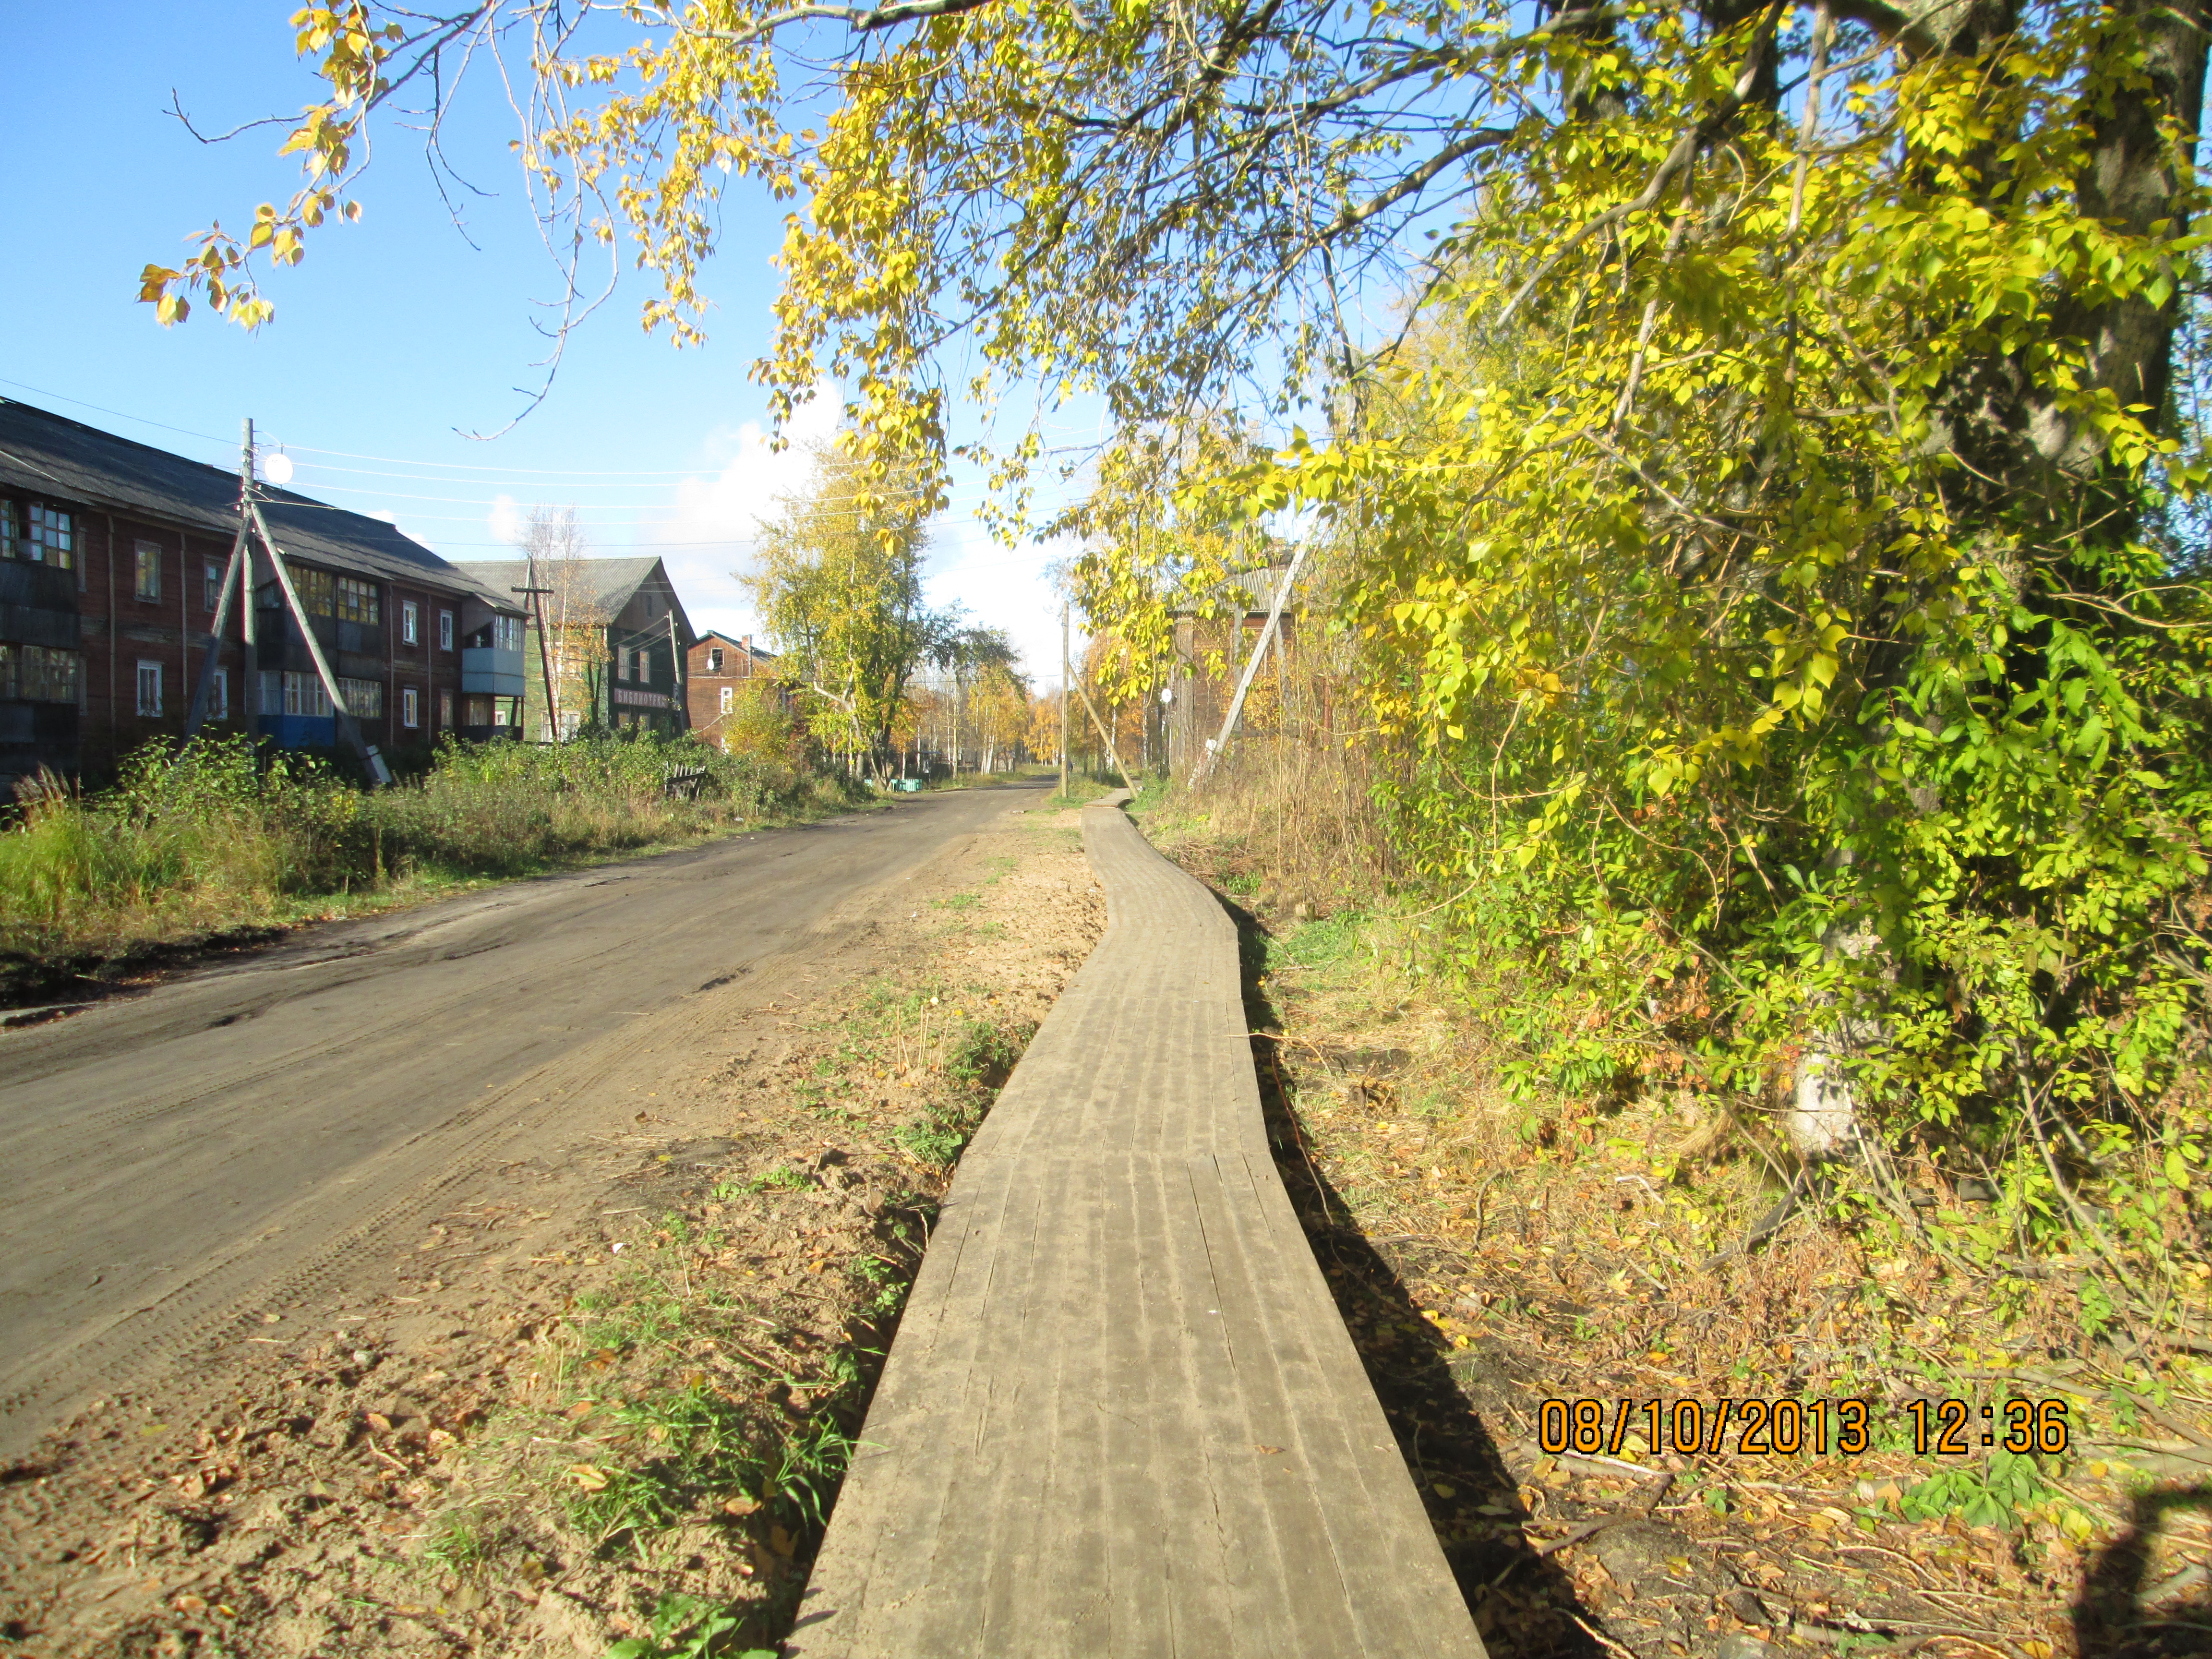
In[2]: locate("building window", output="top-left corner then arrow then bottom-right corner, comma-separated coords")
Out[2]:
336,576 -> 380,624
0,645 -> 81,703
337,677 -> 384,719
27,504 -> 73,570
720,685 -> 734,715
136,660 -> 162,717
263,671 -> 338,718
709,647 -> 723,673
210,669 -> 229,721
493,697 -> 513,728
438,689 -> 454,728
134,540 -> 162,601
203,557 -> 225,612
402,686 -> 420,728
402,601 -> 420,645
502,615 -> 522,650
278,672 -> 335,718
289,564 -> 336,617
439,610 -> 455,650
617,647 -> 631,682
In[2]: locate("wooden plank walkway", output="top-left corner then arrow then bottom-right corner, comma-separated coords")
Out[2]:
788,798 -> 1486,1658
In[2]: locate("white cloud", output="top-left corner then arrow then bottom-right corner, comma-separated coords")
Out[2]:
923,517 -> 1078,687
441,380 -> 1076,678
635,381 -> 841,640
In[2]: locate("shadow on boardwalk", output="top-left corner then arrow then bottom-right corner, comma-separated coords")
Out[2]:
1221,899 -> 1605,1659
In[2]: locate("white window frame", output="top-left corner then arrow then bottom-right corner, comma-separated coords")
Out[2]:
719,685 -> 734,715
402,600 -> 420,645
211,668 -> 228,721
203,557 -> 224,613
337,677 -> 384,720
438,609 -> 455,651
709,647 -> 723,673
135,660 -> 162,717
402,685 -> 420,728
278,672 -> 335,719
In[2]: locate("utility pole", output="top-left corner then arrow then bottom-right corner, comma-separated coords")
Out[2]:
516,540 -> 561,743
1058,601 -> 1070,800
196,420 -> 385,782
1190,540 -> 1309,791
184,420 -> 254,737
1072,677 -> 1137,796
668,611 -> 685,735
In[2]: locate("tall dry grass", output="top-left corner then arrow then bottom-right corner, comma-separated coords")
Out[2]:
1147,609 -> 1398,907
0,733 -> 858,976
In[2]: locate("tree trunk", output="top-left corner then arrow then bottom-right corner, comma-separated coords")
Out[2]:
1776,0 -> 2206,1161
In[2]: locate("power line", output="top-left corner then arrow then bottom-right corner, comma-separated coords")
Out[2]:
284,447 -> 798,478
291,458 -> 997,492
0,376 -> 1090,540
0,376 -> 231,448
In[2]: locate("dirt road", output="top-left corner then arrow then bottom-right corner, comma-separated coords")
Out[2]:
0,787 -> 1045,1467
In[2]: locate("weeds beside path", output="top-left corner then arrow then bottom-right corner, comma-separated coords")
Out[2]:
0,735 -> 866,1010
1141,806 -> 2212,1659
0,802 -> 1105,1659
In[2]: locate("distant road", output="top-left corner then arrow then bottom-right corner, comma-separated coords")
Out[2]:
0,787 -> 1045,1464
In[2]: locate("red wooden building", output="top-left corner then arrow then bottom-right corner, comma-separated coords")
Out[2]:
0,399 -> 527,793
685,630 -> 786,747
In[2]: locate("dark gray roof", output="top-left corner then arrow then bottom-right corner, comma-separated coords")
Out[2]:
697,628 -> 777,660
457,555 -> 667,615
0,397 -> 520,613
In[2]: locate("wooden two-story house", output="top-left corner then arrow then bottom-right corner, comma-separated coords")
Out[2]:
460,555 -> 694,740
684,630 -> 788,747
0,398 -> 528,792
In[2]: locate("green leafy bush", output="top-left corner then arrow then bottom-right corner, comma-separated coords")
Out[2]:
0,732 -> 860,964
1898,1450 -> 2054,1531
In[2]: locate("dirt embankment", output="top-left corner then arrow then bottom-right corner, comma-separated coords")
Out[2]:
0,806 -> 1104,1659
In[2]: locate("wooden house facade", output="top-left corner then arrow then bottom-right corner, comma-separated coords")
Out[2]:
0,398 -> 528,793
459,555 -> 694,740
684,630 -> 787,747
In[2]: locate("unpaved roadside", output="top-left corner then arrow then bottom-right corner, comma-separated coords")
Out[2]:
0,799 -> 1105,1658
0,788 -> 1031,1463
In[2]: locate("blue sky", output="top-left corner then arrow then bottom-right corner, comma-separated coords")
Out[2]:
0,3 -> 1084,681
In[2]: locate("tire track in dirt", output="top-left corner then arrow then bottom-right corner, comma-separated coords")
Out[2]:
0,790 -> 1044,1466
0,799 -> 1108,1659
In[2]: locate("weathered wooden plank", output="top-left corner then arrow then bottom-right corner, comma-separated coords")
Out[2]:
788,800 -> 1485,1659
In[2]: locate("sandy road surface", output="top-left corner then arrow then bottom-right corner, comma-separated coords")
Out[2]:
0,786 -> 1045,1466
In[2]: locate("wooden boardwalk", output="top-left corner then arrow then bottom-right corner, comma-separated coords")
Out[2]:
789,799 -> 1486,1658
